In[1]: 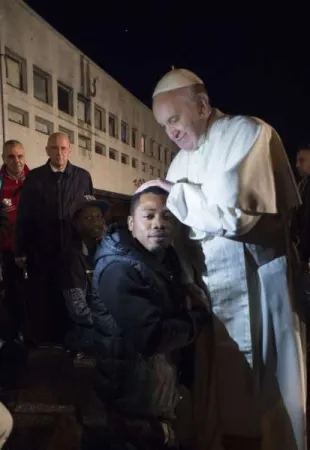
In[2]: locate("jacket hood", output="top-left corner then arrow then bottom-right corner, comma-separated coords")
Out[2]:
95,223 -> 148,266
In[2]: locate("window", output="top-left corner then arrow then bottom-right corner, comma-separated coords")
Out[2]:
121,153 -> 129,165
149,139 -> 155,157
5,50 -> 26,91
132,128 -> 137,148
77,97 -> 86,122
141,162 -> 147,172
109,114 -> 117,138
33,67 -> 51,104
8,104 -> 28,127
158,144 -> 162,161
35,116 -> 53,135
164,148 -> 169,165
132,158 -> 138,169
95,106 -> 106,132
109,148 -> 118,160
95,142 -> 106,156
121,121 -> 129,144
149,166 -> 154,175
157,168 -> 161,177
78,135 -> 91,150
57,82 -> 73,115
59,125 -> 74,144
133,178 -> 146,189
140,135 -> 146,153
77,95 -> 90,124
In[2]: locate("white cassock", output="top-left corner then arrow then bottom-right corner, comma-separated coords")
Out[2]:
167,109 -> 307,450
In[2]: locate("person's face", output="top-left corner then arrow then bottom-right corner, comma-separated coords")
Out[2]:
153,88 -> 211,151
46,134 -> 71,169
296,150 -> 310,177
128,193 -> 176,253
77,206 -> 106,239
2,144 -> 25,176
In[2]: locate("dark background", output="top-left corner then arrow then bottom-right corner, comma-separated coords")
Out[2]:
24,1 -> 310,161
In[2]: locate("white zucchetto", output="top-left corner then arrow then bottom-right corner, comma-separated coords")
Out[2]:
152,68 -> 204,98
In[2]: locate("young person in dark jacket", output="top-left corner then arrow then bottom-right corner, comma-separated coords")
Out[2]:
14,132 -> 93,344
90,186 -> 209,450
59,196 -> 109,358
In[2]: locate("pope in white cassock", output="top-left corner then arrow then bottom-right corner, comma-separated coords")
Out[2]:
136,69 -> 307,450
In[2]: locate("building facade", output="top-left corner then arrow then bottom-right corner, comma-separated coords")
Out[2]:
0,0 -> 178,195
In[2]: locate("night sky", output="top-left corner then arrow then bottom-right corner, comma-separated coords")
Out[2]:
24,1 -> 310,159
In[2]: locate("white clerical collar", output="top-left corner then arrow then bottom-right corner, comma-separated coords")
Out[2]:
50,163 -> 66,173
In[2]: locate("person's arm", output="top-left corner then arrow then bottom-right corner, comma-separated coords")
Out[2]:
59,250 -> 92,325
167,183 -> 261,238
63,289 -> 93,326
14,172 -> 36,258
0,204 -> 9,237
166,116 -> 262,238
91,262 -> 209,357
84,171 -> 93,196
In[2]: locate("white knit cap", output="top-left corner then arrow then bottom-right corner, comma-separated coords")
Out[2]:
152,68 -> 204,98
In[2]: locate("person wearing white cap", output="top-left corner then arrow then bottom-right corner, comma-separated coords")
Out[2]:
136,69 -> 306,450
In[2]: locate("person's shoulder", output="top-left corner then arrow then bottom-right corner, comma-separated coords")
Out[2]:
28,164 -> 46,176
102,260 -> 139,277
24,164 -> 47,182
99,260 -> 143,289
70,164 -> 91,178
216,114 -> 261,137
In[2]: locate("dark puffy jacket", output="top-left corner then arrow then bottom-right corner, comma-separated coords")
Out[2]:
14,160 -> 93,265
91,224 -> 208,419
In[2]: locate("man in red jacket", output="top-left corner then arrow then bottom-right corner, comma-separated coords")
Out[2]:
0,139 -> 29,341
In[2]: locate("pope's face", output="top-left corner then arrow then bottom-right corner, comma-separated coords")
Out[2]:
153,87 -> 211,151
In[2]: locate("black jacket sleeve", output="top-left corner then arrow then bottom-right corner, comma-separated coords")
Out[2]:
297,180 -> 310,263
0,204 -> 9,237
93,262 -> 208,357
85,171 -> 93,196
59,248 -> 86,290
58,248 -> 92,325
14,172 -> 38,256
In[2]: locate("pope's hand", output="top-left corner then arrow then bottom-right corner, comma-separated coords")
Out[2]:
135,178 -> 174,194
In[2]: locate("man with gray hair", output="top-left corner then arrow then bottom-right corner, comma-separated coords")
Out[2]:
14,132 -> 93,344
0,140 -> 29,341
137,69 -> 306,450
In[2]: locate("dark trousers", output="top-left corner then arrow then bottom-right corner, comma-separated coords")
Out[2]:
82,414 -> 174,450
23,262 -> 70,345
1,250 -> 24,339
82,424 -> 171,450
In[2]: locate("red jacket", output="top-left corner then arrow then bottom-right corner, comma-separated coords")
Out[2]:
0,164 -> 30,251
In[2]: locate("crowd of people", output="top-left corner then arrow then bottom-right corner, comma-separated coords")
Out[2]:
0,68 -> 308,450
